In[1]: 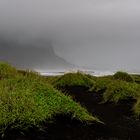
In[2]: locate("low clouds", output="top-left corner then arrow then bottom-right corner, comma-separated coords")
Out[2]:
0,0 -> 140,71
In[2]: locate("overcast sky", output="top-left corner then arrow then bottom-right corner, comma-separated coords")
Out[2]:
0,0 -> 140,72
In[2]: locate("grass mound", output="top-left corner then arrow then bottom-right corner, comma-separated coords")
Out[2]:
89,77 -> 112,92
52,72 -> 94,88
0,62 -> 18,79
0,63 -> 99,136
103,80 -> 140,103
113,71 -> 134,82
45,75 -> 60,85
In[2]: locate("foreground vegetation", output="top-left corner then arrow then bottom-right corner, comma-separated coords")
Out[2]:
1,62 -> 140,138
0,62 -> 99,137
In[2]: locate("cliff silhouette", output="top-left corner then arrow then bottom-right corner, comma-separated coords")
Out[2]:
0,38 -> 74,70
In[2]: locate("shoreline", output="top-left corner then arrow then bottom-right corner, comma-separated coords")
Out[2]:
39,70 -> 140,77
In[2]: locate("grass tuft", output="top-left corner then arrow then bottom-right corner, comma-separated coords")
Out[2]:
0,62 -> 18,79
113,71 -> 134,82
52,72 -> 94,88
89,77 -> 112,92
103,80 -> 140,103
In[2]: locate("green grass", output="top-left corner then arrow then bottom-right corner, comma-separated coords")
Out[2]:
0,63 -> 99,136
45,75 -> 61,85
131,74 -> 140,84
88,73 -> 140,117
113,71 -> 134,82
89,77 -> 113,92
0,62 -> 19,79
46,70 -> 140,118
103,80 -> 140,103
52,72 -> 94,88
2,61 -> 140,136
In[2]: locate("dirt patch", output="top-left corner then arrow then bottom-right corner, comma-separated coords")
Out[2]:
61,86 -> 140,140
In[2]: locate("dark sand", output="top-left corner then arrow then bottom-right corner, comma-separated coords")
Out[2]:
4,86 -> 140,140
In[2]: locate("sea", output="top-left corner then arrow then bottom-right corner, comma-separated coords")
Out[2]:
37,68 -> 140,77
38,69 -> 115,77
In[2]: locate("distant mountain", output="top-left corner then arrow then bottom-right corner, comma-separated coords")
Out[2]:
0,39 -> 74,70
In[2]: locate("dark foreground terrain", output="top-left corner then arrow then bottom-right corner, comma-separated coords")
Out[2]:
4,86 -> 140,140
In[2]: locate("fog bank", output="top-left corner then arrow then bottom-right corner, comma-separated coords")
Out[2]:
0,0 -> 140,72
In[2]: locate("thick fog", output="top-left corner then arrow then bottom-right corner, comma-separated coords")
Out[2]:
0,0 -> 140,72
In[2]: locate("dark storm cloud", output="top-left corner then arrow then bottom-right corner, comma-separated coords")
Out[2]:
0,0 -> 140,72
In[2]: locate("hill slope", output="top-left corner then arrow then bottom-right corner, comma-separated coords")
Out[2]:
0,38 -> 74,70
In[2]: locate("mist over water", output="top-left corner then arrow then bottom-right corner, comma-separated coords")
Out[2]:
0,0 -> 140,73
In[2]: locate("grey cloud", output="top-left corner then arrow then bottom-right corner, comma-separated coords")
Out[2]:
0,0 -> 140,72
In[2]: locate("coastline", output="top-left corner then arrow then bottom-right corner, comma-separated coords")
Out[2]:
39,69 -> 140,77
